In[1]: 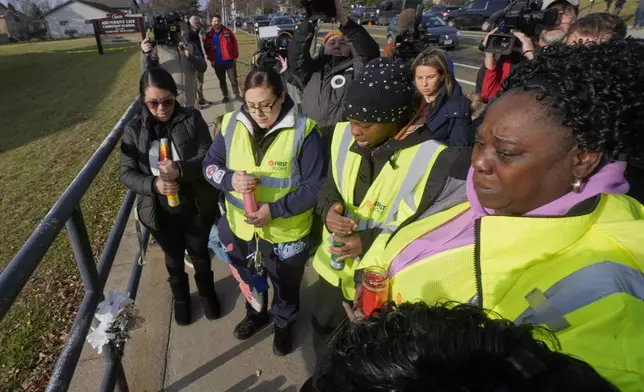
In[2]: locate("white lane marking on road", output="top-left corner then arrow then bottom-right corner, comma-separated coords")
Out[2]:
459,32 -> 487,38
456,78 -> 476,86
453,62 -> 479,70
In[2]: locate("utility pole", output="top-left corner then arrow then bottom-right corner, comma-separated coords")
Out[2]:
232,0 -> 236,32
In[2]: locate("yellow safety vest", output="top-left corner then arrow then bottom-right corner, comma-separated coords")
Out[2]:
221,110 -> 318,243
361,194 -> 644,391
312,122 -> 446,299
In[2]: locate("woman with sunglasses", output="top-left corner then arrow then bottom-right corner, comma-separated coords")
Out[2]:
202,67 -> 324,356
120,67 -> 220,326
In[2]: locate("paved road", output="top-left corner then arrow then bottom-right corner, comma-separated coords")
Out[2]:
317,24 -> 487,93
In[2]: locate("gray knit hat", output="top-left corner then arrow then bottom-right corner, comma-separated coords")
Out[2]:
343,57 -> 415,124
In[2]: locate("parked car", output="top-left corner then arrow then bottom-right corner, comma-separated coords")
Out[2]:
351,6 -> 379,25
425,5 -> 460,18
377,10 -> 398,26
247,15 -> 271,33
443,0 -> 509,30
234,16 -> 244,27
387,14 -> 460,49
270,16 -> 297,35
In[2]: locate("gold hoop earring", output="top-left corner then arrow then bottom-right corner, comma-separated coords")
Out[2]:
572,177 -> 584,193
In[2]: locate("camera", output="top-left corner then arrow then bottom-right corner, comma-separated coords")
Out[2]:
300,0 -> 337,22
392,5 -> 440,62
483,0 -> 558,55
150,12 -> 182,46
253,30 -> 292,71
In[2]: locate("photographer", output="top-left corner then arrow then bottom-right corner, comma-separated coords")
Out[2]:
254,33 -> 304,110
140,14 -> 207,109
288,0 -> 380,147
382,9 -> 416,57
478,0 -> 578,102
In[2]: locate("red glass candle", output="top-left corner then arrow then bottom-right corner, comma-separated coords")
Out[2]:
361,266 -> 389,317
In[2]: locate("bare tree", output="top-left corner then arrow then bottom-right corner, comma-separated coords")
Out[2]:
149,0 -> 200,15
9,0 -> 52,16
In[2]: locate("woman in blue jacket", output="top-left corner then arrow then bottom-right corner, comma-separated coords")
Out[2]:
408,48 -> 473,146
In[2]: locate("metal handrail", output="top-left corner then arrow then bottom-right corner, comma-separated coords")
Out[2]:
0,97 -> 147,392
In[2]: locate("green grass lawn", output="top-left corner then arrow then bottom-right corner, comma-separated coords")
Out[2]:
235,30 -> 259,85
0,32 -> 258,391
0,37 -> 140,391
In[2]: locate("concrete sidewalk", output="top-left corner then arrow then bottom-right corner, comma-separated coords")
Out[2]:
70,67 -> 318,392
628,27 -> 644,39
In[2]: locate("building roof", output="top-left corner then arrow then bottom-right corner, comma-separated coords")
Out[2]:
0,3 -> 11,17
42,0 -> 121,17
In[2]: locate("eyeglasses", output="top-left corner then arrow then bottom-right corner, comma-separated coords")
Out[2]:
145,97 -> 175,110
245,98 -> 278,114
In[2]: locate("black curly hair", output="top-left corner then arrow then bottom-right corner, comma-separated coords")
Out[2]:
501,38 -> 644,160
310,302 -> 616,392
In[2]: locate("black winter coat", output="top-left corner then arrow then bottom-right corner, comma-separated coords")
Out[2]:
425,82 -> 474,146
288,19 -> 380,130
120,105 -> 218,231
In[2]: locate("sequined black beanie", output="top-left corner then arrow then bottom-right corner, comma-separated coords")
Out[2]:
343,57 -> 415,124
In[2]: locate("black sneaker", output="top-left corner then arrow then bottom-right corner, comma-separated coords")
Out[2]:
198,99 -> 210,106
233,314 -> 270,340
273,324 -> 293,356
222,96 -> 230,103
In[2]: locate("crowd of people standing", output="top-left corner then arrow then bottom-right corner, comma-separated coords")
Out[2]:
125,4 -> 644,391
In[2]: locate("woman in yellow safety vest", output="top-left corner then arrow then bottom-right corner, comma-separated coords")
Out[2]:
202,67 -> 324,356
351,40 -> 644,390
311,57 -> 471,341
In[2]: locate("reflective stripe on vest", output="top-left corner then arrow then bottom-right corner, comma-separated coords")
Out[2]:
224,111 -> 307,202
335,123 -> 442,232
515,261 -> 644,332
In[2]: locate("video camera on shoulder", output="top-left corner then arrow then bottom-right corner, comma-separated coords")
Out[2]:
299,0 -> 336,22
392,5 -> 440,63
253,26 -> 292,71
482,0 -> 557,55
149,12 -> 182,46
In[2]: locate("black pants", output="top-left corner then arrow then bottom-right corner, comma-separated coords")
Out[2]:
218,218 -> 308,328
147,209 -> 213,278
311,277 -> 348,362
213,62 -> 239,98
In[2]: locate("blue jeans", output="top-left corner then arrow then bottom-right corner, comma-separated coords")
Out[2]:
634,8 -> 644,28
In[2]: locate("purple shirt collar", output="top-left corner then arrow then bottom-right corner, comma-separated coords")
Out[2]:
389,161 -> 630,276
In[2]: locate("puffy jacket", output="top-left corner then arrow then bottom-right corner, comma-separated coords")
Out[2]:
425,81 -> 473,146
288,19 -> 380,130
203,26 -> 238,63
119,105 -> 218,231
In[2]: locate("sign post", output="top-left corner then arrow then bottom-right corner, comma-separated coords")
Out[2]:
92,19 -> 104,55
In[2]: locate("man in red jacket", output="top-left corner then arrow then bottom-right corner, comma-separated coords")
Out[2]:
204,14 -> 240,102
